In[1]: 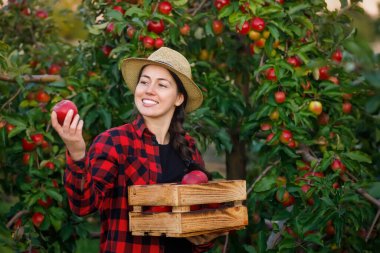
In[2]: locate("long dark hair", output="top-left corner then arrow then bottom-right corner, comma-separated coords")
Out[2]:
168,70 -> 211,179
136,66 -> 211,179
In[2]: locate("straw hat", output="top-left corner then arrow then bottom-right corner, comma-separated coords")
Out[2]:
121,47 -> 203,113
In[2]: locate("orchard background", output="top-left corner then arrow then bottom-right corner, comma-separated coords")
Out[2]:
1,0 -> 380,252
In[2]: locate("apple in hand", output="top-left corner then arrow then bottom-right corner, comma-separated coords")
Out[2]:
52,100 -> 78,125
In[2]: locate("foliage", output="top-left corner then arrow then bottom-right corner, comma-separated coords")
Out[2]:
0,0 -> 379,252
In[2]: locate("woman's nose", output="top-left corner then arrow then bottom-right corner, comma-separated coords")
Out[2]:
145,83 -> 156,94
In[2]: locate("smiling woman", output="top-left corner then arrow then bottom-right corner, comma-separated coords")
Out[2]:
50,47 -> 224,253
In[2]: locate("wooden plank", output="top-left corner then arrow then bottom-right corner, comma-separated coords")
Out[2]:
129,212 -> 183,234
128,180 -> 246,206
129,206 -> 248,237
172,206 -> 190,213
132,226 -> 246,237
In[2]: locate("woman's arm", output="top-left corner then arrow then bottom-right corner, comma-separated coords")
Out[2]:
64,132 -> 118,216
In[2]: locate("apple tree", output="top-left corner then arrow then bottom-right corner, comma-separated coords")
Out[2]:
1,0 -> 379,252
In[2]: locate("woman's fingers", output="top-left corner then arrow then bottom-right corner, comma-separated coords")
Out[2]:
51,111 -> 61,131
69,113 -> 80,135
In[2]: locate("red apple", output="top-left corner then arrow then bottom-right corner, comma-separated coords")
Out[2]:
318,66 -> 330,80
52,99 -> 78,125
275,189 -> 290,203
301,184 -> 311,193
154,38 -> 164,49
260,122 -> 272,131
236,21 -> 250,35
282,195 -> 295,207
331,159 -> 346,173
127,26 -> 136,38
279,129 -> 292,144
113,6 -> 125,15
32,212 -> 44,227
182,170 -> 208,184
342,93 -> 352,100
21,8 -> 31,16
212,20 -> 224,35
287,56 -> 302,67
22,138 -> 36,151
342,102 -> 352,114
147,205 -> 172,213
276,0 -> 285,4
214,0 -> 230,11
44,161 -> 55,170
308,101 -> 323,115
5,123 -> 15,134
317,112 -> 330,125
158,1 -> 172,15
239,2 -> 249,13
143,36 -> 155,49
329,76 -> 339,85
249,43 -> 255,55
37,197 -> 53,208
274,91 -> 286,104
254,38 -> 266,48
250,17 -> 265,32
101,45 -> 113,57
205,203 -> 221,209
147,20 -> 165,34
35,90 -> 50,103
35,10 -> 48,19
31,133 -> 44,145
331,49 -> 342,63
105,22 -> 115,33
180,24 -> 190,36
22,153 -> 31,165
265,68 -> 277,81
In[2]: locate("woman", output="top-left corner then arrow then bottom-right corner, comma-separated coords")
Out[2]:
51,47 -> 225,253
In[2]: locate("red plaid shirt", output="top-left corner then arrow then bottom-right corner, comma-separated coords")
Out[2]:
64,114 -> 214,253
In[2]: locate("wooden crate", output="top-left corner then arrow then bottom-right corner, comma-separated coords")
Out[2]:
128,180 -> 248,237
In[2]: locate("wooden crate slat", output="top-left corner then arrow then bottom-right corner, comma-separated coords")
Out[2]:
133,226 -> 246,238
129,206 -> 248,237
128,180 -> 246,206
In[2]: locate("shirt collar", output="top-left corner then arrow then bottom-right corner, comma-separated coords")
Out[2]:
132,114 -> 149,138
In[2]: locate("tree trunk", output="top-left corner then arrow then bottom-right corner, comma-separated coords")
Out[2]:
226,132 -> 246,180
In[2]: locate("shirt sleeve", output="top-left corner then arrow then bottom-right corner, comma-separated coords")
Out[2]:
64,132 -> 118,216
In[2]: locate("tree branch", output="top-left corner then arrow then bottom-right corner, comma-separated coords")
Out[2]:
366,209 -> 380,242
6,210 -> 29,229
0,74 -> 62,83
191,0 -> 208,16
1,87 -> 21,110
222,232 -> 229,253
246,160 -> 280,196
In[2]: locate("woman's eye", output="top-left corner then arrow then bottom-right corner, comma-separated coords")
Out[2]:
159,83 -> 168,88
139,80 -> 148,85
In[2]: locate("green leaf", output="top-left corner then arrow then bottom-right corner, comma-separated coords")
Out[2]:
243,244 -> 257,253
342,151 -> 372,164
125,6 -> 146,17
218,5 -> 234,20
254,176 -> 276,192
288,3 -> 310,15
45,189 -> 63,202
366,182 -> 380,198
106,10 -> 124,21
304,233 -> 323,246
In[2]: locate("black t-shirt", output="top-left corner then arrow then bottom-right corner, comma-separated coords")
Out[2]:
157,144 -> 193,253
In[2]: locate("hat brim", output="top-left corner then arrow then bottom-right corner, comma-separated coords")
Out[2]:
121,58 -> 203,113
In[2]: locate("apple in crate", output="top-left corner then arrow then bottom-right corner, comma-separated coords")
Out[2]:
182,170 -> 209,211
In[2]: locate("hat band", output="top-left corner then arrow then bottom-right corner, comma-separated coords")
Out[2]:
154,60 -> 174,69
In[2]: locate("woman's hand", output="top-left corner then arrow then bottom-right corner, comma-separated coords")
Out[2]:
186,231 -> 228,245
51,109 -> 86,161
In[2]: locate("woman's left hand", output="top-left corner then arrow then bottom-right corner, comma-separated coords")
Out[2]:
186,231 -> 228,245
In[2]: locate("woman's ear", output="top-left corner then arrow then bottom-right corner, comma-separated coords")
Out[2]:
175,93 -> 185,107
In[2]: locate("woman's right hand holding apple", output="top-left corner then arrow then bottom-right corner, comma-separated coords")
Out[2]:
51,109 -> 86,161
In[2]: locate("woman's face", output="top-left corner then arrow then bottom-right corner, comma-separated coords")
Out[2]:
134,65 -> 184,121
